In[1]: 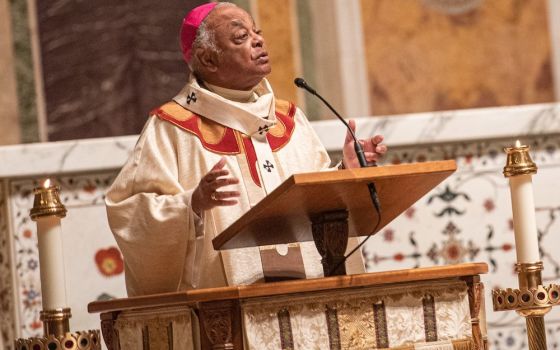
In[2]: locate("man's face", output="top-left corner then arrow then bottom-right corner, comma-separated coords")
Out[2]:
206,6 -> 271,90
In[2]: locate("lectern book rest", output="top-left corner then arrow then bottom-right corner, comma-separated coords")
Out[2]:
213,160 -> 457,276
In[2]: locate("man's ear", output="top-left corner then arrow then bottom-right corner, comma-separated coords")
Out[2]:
195,48 -> 218,73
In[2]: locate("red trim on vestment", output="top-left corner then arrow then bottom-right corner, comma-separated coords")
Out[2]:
267,102 -> 296,151
154,105 -> 240,155
152,99 -> 299,188
240,135 -> 261,187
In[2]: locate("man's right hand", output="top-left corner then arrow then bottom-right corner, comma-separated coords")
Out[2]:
191,157 -> 240,216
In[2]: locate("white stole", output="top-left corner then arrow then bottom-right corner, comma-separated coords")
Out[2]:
173,76 -> 283,196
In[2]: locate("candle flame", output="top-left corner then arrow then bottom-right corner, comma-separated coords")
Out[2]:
515,140 -> 522,148
43,179 -> 51,188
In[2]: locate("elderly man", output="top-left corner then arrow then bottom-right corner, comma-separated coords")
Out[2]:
106,2 -> 387,296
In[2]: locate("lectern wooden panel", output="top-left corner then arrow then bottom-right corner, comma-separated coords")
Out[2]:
213,160 -> 456,250
89,263 -> 489,350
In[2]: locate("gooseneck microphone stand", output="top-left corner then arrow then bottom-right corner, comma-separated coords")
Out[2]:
294,78 -> 382,275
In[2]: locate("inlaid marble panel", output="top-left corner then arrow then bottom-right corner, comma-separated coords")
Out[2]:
0,181 -> 16,350
362,136 -> 560,349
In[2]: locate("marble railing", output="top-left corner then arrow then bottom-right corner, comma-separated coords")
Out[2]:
1,103 -> 559,350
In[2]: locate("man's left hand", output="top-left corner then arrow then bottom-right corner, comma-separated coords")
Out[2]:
342,119 -> 387,168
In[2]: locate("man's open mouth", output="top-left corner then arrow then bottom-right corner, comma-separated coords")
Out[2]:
255,52 -> 269,61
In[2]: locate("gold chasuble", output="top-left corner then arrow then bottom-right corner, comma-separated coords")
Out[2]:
106,76 -> 364,296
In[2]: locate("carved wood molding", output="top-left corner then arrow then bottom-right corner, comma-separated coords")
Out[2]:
100,312 -> 120,350
311,210 -> 349,276
199,300 -> 241,350
462,276 -> 487,350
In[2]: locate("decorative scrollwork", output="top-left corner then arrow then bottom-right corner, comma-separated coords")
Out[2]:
200,301 -> 237,349
311,210 -> 349,276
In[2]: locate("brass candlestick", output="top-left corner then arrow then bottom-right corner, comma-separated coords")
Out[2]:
14,180 -> 101,350
492,142 -> 559,350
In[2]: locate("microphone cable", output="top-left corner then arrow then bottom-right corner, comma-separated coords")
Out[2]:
294,77 -> 382,275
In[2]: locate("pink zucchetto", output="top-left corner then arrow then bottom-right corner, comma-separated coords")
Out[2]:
180,2 -> 219,63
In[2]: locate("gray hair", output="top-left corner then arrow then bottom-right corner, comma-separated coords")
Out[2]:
188,2 -> 237,73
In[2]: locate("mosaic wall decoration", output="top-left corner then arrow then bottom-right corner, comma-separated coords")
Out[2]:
363,135 -> 560,349
7,172 -> 126,339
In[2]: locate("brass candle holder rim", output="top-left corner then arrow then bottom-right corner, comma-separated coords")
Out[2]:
40,307 -> 72,321
33,184 -> 61,192
503,166 -> 538,177
30,184 -> 67,220
492,284 -> 560,312
30,207 -> 68,219
515,261 -> 544,273
504,144 -> 530,152
503,143 -> 538,177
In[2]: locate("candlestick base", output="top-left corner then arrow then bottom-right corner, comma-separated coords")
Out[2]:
14,308 -> 101,350
492,261 -> 560,350
14,329 -> 101,350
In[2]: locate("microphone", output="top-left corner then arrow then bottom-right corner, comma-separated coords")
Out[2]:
294,78 -> 368,168
294,77 -> 382,275
294,78 -> 380,210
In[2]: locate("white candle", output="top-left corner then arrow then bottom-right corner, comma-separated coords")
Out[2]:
508,141 -> 540,263
36,180 -> 68,310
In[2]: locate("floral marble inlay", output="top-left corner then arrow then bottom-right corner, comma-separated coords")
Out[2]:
0,181 -> 16,349
363,135 -> 560,349
95,246 -> 124,277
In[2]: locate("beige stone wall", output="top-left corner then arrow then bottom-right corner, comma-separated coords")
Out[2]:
255,0 -> 300,104
0,0 -> 21,145
360,0 -> 554,115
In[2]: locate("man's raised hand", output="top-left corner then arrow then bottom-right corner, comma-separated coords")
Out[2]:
342,119 -> 387,168
191,157 -> 240,215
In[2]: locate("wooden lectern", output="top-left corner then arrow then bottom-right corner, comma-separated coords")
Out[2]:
214,160 -> 458,276
89,160 -> 490,350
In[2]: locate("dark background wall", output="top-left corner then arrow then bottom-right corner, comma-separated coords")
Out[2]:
37,0 -> 205,141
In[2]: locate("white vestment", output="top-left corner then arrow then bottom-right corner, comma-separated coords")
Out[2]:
106,76 -> 364,296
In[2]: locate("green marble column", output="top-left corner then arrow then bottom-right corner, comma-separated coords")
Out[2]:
9,0 -> 39,143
